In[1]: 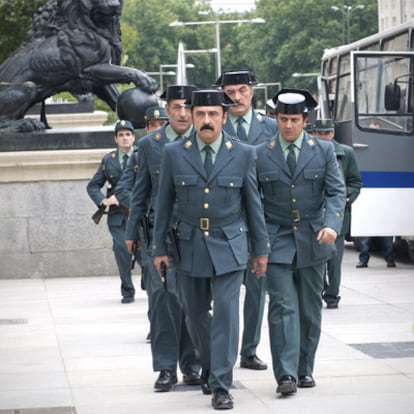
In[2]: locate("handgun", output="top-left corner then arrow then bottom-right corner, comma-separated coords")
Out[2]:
160,261 -> 167,292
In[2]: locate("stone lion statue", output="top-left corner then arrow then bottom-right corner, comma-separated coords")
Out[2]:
0,0 -> 158,132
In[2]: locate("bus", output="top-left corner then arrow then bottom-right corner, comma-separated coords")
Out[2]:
319,21 -> 414,260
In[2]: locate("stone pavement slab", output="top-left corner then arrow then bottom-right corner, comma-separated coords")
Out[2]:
0,245 -> 413,413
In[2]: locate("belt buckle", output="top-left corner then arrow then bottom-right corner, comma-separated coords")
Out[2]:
292,209 -> 300,222
200,217 -> 209,231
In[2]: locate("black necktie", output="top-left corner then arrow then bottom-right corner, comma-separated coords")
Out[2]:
122,154 -> 128,170
204,145 -> 213,176
237,117 -> 248,141
287,144 -> 297,175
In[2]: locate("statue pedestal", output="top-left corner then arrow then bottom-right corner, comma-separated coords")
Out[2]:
25,110 -> 109,128
0,126 -> 145,279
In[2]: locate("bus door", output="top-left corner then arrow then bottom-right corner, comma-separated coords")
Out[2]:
350,51 -> 414,236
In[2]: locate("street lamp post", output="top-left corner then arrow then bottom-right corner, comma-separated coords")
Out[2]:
169,18 -> 265,78
331,4 -> 365,44
159,64 -> 195,92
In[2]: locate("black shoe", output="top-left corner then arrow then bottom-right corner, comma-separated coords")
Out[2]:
387,261 -> 396,268
298,375 -> 316,388
356,261 -> 368,268
200,369 -> 211,395
276,375 -> 297,395
182,371 -> 201,385
154,370 -> 177,392
240,355 -> 268,370
326,301 -> 339,309
211,388 -> 233,410
121,297 -> 134,304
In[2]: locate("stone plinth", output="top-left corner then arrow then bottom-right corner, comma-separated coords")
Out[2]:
0,127 -> 145,279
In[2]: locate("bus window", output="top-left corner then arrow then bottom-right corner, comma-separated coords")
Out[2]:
355,54 -> 413,133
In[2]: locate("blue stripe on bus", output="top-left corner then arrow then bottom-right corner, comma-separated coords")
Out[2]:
361,171 -> 414,188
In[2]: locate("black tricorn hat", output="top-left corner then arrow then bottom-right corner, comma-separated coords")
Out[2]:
160,84 -> 198,101
272,88 -> 318,114
215,70 -> 257,86
185,89 -> 237,108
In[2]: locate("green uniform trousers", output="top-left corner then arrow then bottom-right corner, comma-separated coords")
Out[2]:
266,262 -> 324,381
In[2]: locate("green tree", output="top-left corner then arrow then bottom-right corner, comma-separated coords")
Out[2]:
243,0 -> 378,94
0,0 -> 48,63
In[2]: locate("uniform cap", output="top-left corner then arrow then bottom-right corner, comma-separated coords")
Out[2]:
185,89 -> 237,108
312,119 -> 334,131
272,88 -> 318,114
265,98 -> 276,111
160,84 -> 198,101
144,106 -> 168,123
215,70 -> 257,86
114,119 -> 134,133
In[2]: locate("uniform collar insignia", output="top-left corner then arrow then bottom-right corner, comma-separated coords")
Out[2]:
256,113 -> 263,122
154,133 -> 161,141
184,139 -> 192,149
307,138 -> 315,147
268,139 -> 276,149
133,165 -> 139,172
225,140 -> 233,150
111,152 -> 116,158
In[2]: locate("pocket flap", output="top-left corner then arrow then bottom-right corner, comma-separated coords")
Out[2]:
222,222 -> 247,239
304,169 -> 325,180
176,221 -> 193,240
174,175 -> 198,186
258,170 -> 280,183
217,176 -> 243,188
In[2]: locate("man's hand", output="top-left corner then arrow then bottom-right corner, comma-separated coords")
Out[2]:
317,228 -> 337,244
251,255 -> 268,278
154,255 -> 170,277
125,239 -> 141,254
102,195 -> 119,207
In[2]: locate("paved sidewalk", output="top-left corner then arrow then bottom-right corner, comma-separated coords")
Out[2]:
1,244 -> 413,414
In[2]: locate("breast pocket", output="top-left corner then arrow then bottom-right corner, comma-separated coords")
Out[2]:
174,175 -> 198,204
258,170 -> 280,197
217,176 -> 243,205
304,168 -> 325,194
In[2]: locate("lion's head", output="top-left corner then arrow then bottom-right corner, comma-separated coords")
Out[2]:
28,0 -> 123,64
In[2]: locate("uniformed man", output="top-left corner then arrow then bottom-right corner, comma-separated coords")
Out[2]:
215,69 -> 278,371
125,85 -> 201,392
116,105 -> 169,210
115,105 -> 169,342
87,120 -> 136,303
153,89 -> 270,410
255,90 -> 346,395
144,105 -> 169,133
310,119 -> 362,309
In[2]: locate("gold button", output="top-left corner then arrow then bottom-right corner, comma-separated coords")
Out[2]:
156,169 -> 159,174
292,198 -> 296,203
336,212 -> 341,216
204,188 -> 210,194
230,182 -> 234,187
204,231 -> 209,237
204,203 -> 209,209
266,177 -> 270,181
181,181 -> 186,186
239,227 -> 243,232
293,226 -> 298,231
291,184 -> 296,189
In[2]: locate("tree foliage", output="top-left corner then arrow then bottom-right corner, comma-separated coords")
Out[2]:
0,0 -> 379,111
0,0 -> 48,63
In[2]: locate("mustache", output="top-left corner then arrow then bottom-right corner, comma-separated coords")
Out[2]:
201,125 -> 214,131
